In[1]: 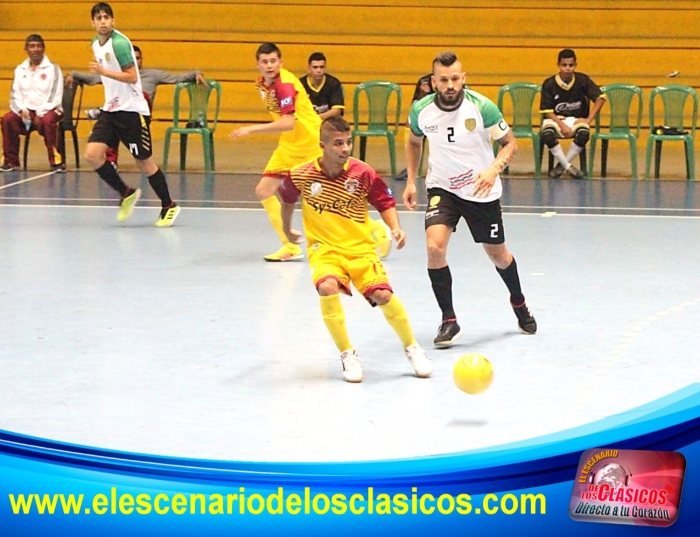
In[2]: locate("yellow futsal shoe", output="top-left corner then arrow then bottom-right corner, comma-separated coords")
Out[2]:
155,204 -> 181,227
263,243 -> 304,262
372,221 -> 392,259
117,188 -> 142,222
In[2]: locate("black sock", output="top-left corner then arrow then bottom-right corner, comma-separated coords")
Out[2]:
496,257 -> 525,306
428,266 -> 456,321
95,161 -> 129,197
147,168 -> 173,208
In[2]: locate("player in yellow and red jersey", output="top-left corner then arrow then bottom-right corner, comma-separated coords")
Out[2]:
278,117 -> 432,383
229,42 -> 321,262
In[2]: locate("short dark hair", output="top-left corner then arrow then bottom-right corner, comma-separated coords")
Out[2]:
308,52 -> 326,64
558,49 -> 576,63
91,2 -> 113,18
25,34 -> 45,47
133,45 -> 141,54
256,42 -> 281,60
433,51 -> 459,70
321,116 -> 351,141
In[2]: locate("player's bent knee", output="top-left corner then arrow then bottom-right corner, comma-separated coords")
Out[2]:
540,127 -> 558,148
255,180 -> 279,200
369,289 -> 392,305
574,127 -> 590,146
317,278 -> 341,296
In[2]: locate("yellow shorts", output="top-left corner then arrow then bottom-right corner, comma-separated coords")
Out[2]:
309,244 -> 392,304
263,145 -> 322,177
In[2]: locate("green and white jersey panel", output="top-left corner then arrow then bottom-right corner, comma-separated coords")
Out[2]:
409,90 -> 509,202
91,30 -> 150,115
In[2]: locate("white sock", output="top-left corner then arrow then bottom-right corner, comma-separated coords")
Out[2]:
566,143 -> 584,164
549,144 -> 570,169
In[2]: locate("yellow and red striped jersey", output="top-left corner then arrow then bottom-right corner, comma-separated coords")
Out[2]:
254,68 -> 321,155
280,157 -> 396,256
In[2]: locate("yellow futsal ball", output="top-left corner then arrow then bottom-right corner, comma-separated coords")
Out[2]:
453,354 -> 493,394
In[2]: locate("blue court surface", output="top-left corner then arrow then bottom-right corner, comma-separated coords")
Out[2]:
1,170 -> 698,461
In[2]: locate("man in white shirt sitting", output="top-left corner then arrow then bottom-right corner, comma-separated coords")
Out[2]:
1,34 -> 64,172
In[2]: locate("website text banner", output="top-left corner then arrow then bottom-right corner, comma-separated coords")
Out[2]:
2,385 -> 700,536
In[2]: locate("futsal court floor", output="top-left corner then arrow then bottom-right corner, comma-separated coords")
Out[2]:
1,169 -> 699,462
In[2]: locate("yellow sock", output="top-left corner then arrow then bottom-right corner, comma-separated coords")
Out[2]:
261,195 -> 289,246
319,295 -> 352,352
379,295 -> 416,348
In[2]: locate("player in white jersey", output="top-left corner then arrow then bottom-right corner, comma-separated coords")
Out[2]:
402,51 -> 536,347
83,2 -> 180,227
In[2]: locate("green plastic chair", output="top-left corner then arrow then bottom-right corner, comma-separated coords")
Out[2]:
163,80 -> 221,173
588,84 -> 643,179
351,81 -> 402,177
496,82 -> 542,178
645,84 -> 697,180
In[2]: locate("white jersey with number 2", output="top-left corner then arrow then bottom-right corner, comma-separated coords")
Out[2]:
409,89 -> 509,203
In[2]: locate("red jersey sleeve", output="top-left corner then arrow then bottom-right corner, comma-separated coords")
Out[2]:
366,169 -> 396,212
279,173 -> 301,204
272,76 -> 297,115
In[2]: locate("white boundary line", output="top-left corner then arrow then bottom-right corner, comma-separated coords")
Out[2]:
0,203 -> 699,219
0,171 -> 56,191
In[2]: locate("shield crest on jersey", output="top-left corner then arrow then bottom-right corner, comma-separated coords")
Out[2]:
464,118 -> 476,132
344,178 -> 359,193
105,53 -> 111,63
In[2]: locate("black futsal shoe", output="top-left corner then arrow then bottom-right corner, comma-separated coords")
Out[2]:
433,319 -> 463,348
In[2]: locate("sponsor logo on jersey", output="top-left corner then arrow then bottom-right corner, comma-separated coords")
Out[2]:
464,118 -> 476,132
448,170 -> 475,189
280,96 -> 293,107
424,125 -> 438,133
555,101 -> 582,114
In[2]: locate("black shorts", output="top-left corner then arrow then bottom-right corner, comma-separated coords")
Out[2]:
425,188 -> 505,244
88,110 -> 153,160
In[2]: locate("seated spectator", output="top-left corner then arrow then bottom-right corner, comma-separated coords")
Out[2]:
1,34 -> 64,172
299,52 -> 344,120
539,48 -> 606,179
66,45 -> 207,168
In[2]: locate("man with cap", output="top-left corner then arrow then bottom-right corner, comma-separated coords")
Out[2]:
1,34 -> 65,172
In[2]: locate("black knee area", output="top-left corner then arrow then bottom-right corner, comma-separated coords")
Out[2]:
574,127 -> 590,146
540,127 -> 557,148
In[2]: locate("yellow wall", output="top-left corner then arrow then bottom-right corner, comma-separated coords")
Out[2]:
1,0 -> 699,128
